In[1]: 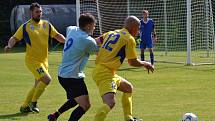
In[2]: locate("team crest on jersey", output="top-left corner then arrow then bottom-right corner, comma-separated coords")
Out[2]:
111,82 -> 117,90
43,24 -> 46,29
30,25 -> 34,30
122,32 -> 126,35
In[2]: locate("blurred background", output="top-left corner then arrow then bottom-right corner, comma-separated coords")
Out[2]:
0,0 -> 76,47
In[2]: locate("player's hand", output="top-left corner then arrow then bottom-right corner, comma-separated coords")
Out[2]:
153,36 -> 158,44
4,45 -> 12,53
143,61 -> 154,74
95,36 -> 103,46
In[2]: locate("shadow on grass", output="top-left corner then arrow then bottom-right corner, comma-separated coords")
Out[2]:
0,44 -> 64,54
0,112 -> 29,120
0,46 -> 25,54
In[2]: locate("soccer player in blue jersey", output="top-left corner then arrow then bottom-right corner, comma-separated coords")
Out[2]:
140,10 -> 157,65
48,13 -> 99,121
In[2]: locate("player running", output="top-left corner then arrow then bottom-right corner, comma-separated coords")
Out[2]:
48,13 -> 100,121
4,2 -> 65,113
92,16 -> 154,121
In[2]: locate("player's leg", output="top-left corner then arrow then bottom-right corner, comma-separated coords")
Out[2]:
68,78 -> 90,121
147,39 -> 154,65
93,67 -> 119,121
26,61 -> 51,113
68,95 -> 90,121
118,77 -> 143,121
48,77 -> 78,121
20,80 -> 38,113
139,40 -> 146,61
30,74 -> 51,112
140,48 -> 145,61
94,93 -> 114,121
48,99 -> 77,121
148,48 -> 154,65
48,77 -> 90,121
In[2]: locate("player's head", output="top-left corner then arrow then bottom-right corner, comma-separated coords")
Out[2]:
124,16 -> 140,37
79,13 -> 96,35
142,10 -> 149,19
30,2 -> 42,23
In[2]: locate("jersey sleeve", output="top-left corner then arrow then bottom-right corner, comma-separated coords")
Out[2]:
49,23 -> 59,38
13,24 -> 24,41
86,37 -> 99,54
125,36 -> 137,59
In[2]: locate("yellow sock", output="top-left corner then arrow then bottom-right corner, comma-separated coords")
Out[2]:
22,87 -> 35,107
31,81 -> 47,102
94,103 -> 111,121
122,93 -> 133,121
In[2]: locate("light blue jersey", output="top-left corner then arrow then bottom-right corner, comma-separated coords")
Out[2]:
58,26 -> 98,78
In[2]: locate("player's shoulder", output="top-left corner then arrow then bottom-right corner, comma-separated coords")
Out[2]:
41,20 -> 50,24
119,28 -> 131,36
67,26 -> 78,30
87,37 -> 96,45
66,26 -> 78,34
148,18 -> 154,22
21,20 -> 31,27
106,30 -> 116,35
119,28 -> 135,43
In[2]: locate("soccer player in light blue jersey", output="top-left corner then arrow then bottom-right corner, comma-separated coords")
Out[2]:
48,13 -> 100,121
140,10 -> 157,65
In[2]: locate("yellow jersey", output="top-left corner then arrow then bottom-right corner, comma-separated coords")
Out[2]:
96,28 -> 137,71
13,19 -> 59,62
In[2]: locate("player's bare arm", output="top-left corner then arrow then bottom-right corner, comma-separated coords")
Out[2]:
54,33 -> 65,43
4,36 -> 18,52
153,28 -> 157,43
95,36 -> 103,46
128,58 -> 154,73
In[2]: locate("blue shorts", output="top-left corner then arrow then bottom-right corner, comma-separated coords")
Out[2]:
139,40 -> 153,49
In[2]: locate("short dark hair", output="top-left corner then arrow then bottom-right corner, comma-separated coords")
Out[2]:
142,10 -> 148,14
79,13 -> 96,29
30,2 -> 41,11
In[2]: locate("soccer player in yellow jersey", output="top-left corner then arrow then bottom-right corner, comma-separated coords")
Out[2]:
93,16 -> 154,121
4,2 -> 65,113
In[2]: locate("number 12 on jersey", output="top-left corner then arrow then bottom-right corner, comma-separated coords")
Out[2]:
102,33 -> 120,51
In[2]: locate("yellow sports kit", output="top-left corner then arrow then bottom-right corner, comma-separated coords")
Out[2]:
13,19 -> 58,80
93,28 -> 138,96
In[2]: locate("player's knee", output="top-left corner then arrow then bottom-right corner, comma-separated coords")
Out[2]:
41,75 -> 52,85
106,100 -> 115,109
80,102 -> 91,111
126,83 -> 133,93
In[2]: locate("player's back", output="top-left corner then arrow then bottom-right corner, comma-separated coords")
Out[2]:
59,26 -> 97,78
96,28 -> 137,71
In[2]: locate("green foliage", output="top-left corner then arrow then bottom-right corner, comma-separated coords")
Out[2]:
0,49 -> 215,121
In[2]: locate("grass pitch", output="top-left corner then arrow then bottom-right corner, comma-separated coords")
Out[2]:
0,49 -> 215,121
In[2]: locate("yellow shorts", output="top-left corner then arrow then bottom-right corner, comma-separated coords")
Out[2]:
93,65 -> 122,96
25,59 -> 49,80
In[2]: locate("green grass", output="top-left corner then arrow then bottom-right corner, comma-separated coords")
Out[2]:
0,49 -> 215,121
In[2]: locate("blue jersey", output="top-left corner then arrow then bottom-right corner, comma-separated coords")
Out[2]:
140,18 -> 154,42
58,26 -> 98,78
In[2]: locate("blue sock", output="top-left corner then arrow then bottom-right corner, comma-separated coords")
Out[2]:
150,53 -> 154,65
141,54 -> 145,61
